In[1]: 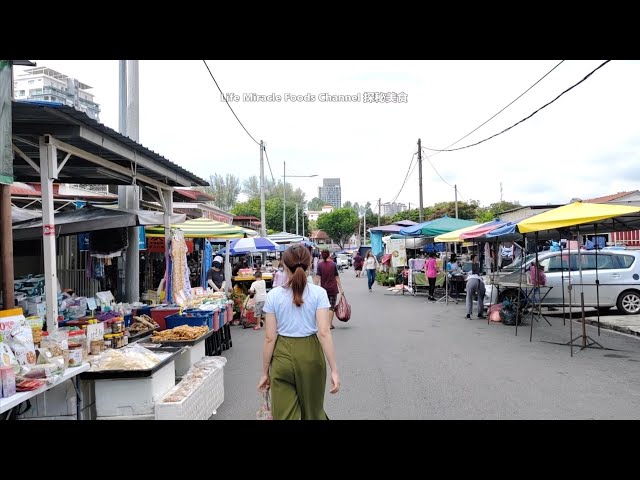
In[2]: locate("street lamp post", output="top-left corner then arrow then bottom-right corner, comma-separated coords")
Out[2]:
282,163 -> 317,233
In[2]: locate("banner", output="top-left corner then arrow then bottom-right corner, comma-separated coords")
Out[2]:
0,61 -> 12,185
389,238 -> 407,268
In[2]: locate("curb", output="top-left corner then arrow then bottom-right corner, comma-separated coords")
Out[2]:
575,317 -> 640,339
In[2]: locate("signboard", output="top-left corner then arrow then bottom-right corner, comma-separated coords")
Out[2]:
43,224 -> 55,236
389,238 -> 407,268
0,60 -> 12,185
147,236 -> 193,254
138,226 -> 147,251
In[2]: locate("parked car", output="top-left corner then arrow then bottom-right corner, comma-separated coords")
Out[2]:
336,254 -> 350,269
484,250 -> 640,315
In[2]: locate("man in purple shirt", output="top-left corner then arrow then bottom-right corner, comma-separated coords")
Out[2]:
314,250 -> 344,329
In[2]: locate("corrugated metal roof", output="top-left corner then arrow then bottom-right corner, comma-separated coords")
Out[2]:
584,191 -> 637,203
12,101 -> 208,187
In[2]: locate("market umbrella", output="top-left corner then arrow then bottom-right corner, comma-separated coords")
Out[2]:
145,217 -> 245,238
229,237 -> 278,254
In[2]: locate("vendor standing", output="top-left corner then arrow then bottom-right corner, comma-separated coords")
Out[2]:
207,255 -> 226,292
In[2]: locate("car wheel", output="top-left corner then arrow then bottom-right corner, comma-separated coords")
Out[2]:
616,290 -> 640,315
498,289 -> 526,309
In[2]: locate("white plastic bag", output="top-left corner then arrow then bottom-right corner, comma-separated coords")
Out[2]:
256,391 -> 272,420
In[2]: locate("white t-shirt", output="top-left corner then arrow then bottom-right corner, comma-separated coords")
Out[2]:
249,279 -> 267,303
263,284 -> 330,337
364,257 -> 377,269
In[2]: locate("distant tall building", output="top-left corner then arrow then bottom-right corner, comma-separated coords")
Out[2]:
318,178 -> 341,209
382,202 -> 408,216
14,66 -> 101,121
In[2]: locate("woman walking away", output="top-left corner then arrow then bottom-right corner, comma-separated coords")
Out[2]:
364,251 -> 379,292
314,249 -> 344,330
257,245 -> 340,420
425,252 -> 438,301
353,252 -> 364,278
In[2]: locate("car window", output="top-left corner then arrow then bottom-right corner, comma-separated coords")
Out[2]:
617,254 -> 636,268
546,254 -> 571,272
580,254 -> 615,270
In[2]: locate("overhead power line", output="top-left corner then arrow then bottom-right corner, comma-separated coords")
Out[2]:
389,152 -> 417,204
422,60 -> 610,153
263,146 -> 276,185
202,60 -> 260,146
427,60 -> 565,157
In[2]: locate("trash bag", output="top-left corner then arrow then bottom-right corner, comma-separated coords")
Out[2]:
500,299 -> 522,326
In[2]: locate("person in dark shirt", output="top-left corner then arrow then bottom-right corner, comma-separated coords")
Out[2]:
314,249 -> 344,330
207,255 -> 226,292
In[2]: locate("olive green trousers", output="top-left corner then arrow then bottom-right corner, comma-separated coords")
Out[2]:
270,335 -> 329,420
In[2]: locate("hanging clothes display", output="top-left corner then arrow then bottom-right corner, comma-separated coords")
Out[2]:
170,229 -> 192,304
201,239 -> 213,288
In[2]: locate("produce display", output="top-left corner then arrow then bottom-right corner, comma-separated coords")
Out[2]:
151,326 -> 209,342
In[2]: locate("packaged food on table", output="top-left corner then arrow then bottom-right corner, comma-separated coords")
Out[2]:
68,330 -> 88,360
90,339 -> 103,356
41,330 -> 69,357
110,318 -> 124,334
63,346 -> 83,368
15,377 -> 46,392
1,365 -> 17,397
89,344 -> 161,371
0,340 -> 20,374
7,324 -> 37,367
111,333 -> 125,349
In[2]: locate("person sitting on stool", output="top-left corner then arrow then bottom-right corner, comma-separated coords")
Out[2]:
465,264 -> 486,319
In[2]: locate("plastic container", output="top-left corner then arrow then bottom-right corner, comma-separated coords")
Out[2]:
123,314 -> 133,328
68,330 -> 88,361
150,306 -> 181,331
164,313 -> 208,330
1,365 -> 17,398
183,309 -> 214,330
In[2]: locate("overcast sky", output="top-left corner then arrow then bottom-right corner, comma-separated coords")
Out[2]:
16,60 -> 640,210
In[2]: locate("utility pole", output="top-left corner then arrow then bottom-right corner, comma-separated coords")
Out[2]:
500,182 -> 503,203
454,184 -> 459,219
295,203 -> 299,235
378,198 -> 381,226
118,60 -> 141,303
282,161 -> 286,233
302,206 -> 305,237
363,209 -> 367,245
418,139 -> 424,223
259,140 -> 266,236
1,61 -> 15,310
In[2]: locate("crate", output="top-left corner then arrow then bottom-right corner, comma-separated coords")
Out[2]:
183,309 -> 215,330
155,357 -> 226,420
175,341 -> 206,377
165,313 -> 208,330
150,306 -> 180,331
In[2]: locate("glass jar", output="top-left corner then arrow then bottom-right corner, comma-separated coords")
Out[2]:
68,330 -> 88,361
111,333 -> 125,349
111,318 -> 124,334
103,334 -> 113,350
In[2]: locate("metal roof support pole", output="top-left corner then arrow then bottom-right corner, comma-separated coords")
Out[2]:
161,188 -> 173,293
39,136 -> 59,332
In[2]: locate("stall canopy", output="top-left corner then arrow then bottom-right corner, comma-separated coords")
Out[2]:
459,219 -> 508,240
433,221 -> 494,243
517,201 -> 640,234
267,232 -> 307,244
11,205 -> 41,224
145,217 -> 245,238
399,216 -> 477,237
12,205 -> 186,241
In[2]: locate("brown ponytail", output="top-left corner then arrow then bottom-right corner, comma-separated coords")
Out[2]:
282,245 -> 312,307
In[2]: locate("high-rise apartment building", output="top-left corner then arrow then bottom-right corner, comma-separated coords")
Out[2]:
318,178 -> 341,209
14,66 -> 100,121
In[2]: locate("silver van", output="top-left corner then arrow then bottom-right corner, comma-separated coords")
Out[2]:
484,250 -> 640,314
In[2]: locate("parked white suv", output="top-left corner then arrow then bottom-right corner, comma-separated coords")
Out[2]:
485,250 -> 640,314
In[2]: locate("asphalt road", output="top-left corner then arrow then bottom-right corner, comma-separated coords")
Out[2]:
212,270 -> 640,419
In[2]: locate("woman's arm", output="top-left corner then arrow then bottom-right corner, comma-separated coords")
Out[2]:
316,307 -> 340,393
257,312 -> 277,392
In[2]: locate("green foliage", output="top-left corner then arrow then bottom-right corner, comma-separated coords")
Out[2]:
232,197 -> 309,233
316,208 -> 359,248
204,173 -> 241,211
308,197 -> 325,211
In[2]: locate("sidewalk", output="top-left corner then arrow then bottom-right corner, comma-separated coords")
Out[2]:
544,307 -> 640,338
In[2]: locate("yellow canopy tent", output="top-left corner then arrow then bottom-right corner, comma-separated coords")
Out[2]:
517,202 -> 640,234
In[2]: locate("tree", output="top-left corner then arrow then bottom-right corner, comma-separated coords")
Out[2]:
231,198 -> 261,218
308,197 -> 325,211
343,201 -> 353,210
205,173 -> 241,211
242,176 -> 260,199
317,208 -> 359,248
475,200 -> 521,222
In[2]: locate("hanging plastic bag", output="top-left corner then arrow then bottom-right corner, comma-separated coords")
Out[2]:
256,390 -> 272,420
